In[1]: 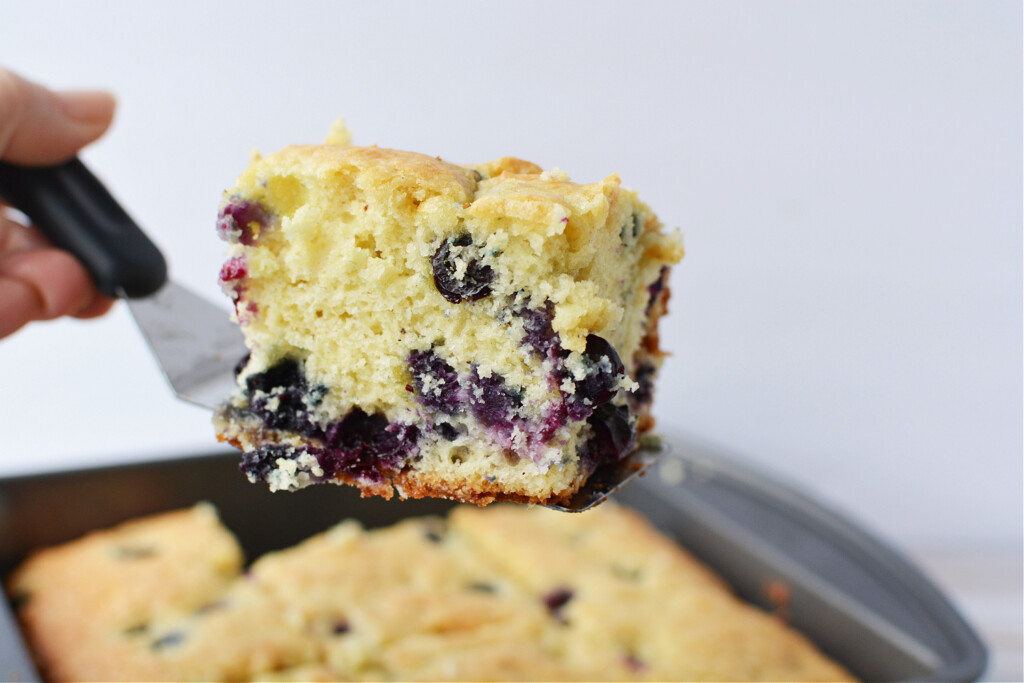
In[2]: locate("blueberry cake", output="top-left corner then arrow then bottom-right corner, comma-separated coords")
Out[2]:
213,134 -> 684,505
7,503 -> 855,682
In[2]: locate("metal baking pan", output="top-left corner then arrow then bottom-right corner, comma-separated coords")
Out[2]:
0,436 -> 986,682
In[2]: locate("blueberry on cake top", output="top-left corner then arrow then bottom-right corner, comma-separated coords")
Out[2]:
214,129 -> 683,505
7,503 -> 855,682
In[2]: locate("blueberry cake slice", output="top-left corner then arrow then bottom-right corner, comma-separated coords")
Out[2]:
7,503 -> 856,681
213,137 -> 684,505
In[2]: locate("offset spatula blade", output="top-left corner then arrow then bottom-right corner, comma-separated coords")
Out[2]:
125,282 -> 246,410
545,437 -> 666,512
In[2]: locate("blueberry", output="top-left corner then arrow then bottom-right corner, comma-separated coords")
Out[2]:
436,422 -> 459,440
217,198 -> 275,246
317,409 -> 419,480
581,403 -> 636,470
233,352 -> 251,378
542,587 -> 574,623
431,234 -> 494,303
408,349 -> 461,415
150,632 -> 185,651
243,359 -> 324,434
630,361 -> 657,407
565,335 -> 625,421
240,444 -> 297,482
331,619 -> 351,635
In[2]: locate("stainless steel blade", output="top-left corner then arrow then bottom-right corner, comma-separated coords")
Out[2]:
124,282 -> 247,410
544,436 -> 666,512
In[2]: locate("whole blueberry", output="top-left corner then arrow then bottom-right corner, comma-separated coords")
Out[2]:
565,335 -> 625,421
244,359 -> 321,434
583,402 -> 636,468
431,234 -> 494,303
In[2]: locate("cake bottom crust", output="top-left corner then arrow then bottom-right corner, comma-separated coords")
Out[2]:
214,428 -> 592,507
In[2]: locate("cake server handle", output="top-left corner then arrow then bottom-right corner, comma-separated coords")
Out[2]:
0,157 -> 167,298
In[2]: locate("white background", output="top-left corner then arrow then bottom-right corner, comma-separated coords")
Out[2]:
1,2 -> 1020,556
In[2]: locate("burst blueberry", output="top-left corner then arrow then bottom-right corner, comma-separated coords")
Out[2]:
408,349 -> 461,415
217,198 -> 275,246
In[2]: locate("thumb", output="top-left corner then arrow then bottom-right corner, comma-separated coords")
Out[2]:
0,68 -> 115,165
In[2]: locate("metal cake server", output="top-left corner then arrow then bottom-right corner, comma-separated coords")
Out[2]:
0,159 -> 245,410
0,158 -> 659,511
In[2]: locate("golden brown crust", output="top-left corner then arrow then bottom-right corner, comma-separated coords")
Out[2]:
275,144 -> 479,202
216,432 -> 586,506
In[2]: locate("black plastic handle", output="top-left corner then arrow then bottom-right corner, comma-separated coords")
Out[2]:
0,158 -> 167,298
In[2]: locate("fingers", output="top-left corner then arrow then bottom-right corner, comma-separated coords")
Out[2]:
0,212 -> 49,252
0,68 -> 116,165
0,247 -> 114,339
0,69 -> 118,337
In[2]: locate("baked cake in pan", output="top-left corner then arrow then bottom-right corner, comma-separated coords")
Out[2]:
213,128 -> 683,505
7,503 -> 854,682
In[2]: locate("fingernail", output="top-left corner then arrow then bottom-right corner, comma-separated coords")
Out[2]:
56,90 -> 116,123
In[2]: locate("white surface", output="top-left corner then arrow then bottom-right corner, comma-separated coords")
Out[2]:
1,2 -> 1020,551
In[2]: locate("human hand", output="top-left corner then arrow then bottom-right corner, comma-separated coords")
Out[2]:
1,68 -> 117,339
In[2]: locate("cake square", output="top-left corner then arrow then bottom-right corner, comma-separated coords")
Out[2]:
213,136 -> 683,505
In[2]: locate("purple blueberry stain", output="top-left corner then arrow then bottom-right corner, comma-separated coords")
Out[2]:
467,366 -> 523,433
431,233 -> 494,303
517,299 -> 560,360
217,197 -> 275,246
